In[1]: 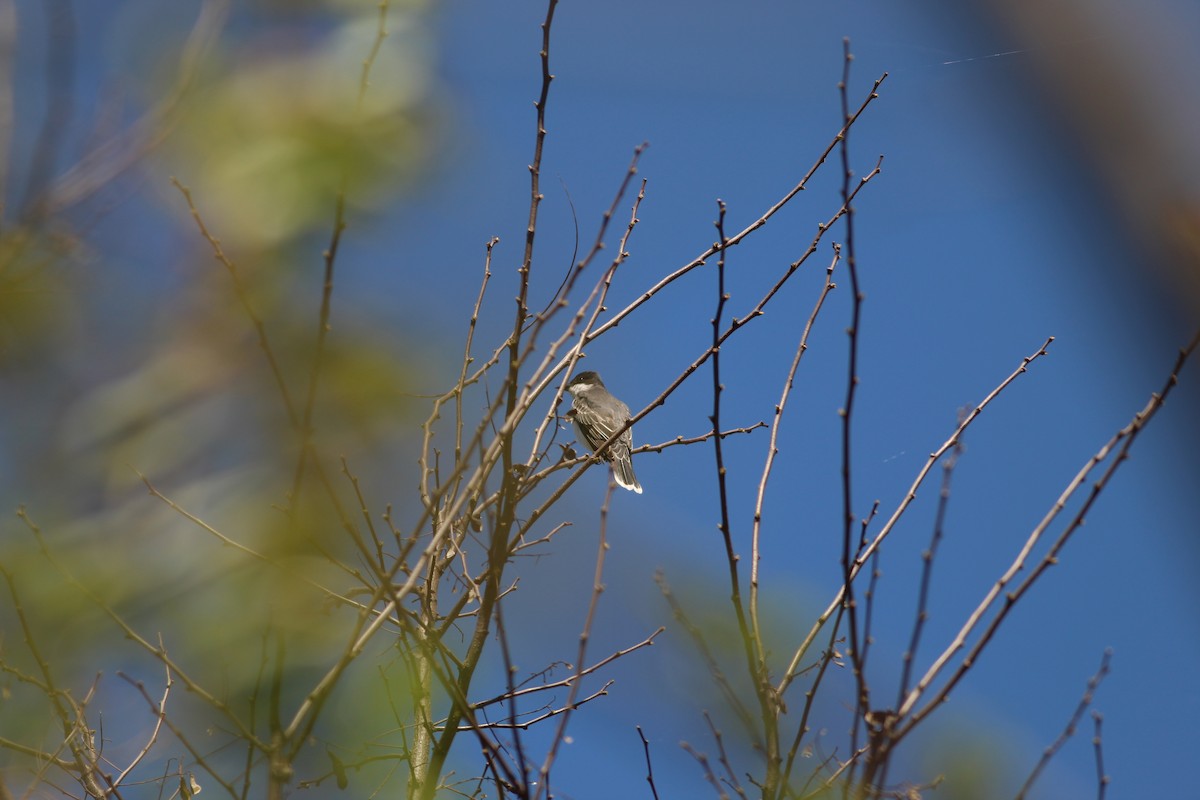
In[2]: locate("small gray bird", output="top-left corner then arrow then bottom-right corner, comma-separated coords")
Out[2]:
565,371 -> 642,494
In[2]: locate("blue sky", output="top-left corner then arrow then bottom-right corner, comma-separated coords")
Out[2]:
4,1 -> 1198,798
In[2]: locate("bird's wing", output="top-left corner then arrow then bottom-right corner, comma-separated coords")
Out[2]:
572,399 -> 628,455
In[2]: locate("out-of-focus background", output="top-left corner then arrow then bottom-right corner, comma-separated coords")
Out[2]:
1,0 -> 1197,797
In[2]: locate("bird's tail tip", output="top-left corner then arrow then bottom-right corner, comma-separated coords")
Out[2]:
615,460 -> 643,494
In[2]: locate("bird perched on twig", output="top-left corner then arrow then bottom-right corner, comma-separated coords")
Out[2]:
565,371 -> 642,494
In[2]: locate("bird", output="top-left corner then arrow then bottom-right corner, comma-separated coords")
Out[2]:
565,371 -> 642,494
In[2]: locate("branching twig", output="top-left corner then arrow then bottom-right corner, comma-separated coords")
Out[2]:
470,628 -> 663,711
114,651 -> 173,788
705,711 -> 748,800
15,508 -> 263,750
1014,650 -> 1113,800
580,74 -> 888,351
896,438 -> 962,707
894,329 -> 1199,744
779,336 -> 1055,696
682,740 -> 729,800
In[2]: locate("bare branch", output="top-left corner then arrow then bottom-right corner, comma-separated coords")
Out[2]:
779,336 -> 1055,696
637,727 -> 662,800
898,328 -> 1199,733
1014,650 -> 1113,800
1092,710 -> 1110,800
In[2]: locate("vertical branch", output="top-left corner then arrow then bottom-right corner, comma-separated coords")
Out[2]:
417,238 -> 496,516
896,439 -> 962,707
20,0 -> 74,221
856,501 -> 881,669
748,242 -> 835,786
872,439 -> 961,794
454,240 -> 497,486
636,727 -> 662,800
288,0 -> 392,507
834,40 -> 872,789
418,7 -> 561,796
1092,711 -> 1109,800
749,246 -> 840,677
407,565 -> 441,798
503,0 -> 558,424
494,0 -> 558,599
0,0 -> 16,219
711,200 -> 737,601
494,597 -> 531,792
710,199 -> 784,797
533,481 -> 615,800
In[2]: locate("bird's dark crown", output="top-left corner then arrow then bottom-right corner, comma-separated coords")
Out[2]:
569,371 -> 603,387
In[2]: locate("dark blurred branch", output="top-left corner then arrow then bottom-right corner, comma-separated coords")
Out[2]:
982,1 -> 1200,315
656,571 -> 759,745
47,0 -> 228,215
20,0 -> 74,221
0,0 -> 16,217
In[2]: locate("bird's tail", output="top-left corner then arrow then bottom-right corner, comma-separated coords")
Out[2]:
613,457 -> 643,494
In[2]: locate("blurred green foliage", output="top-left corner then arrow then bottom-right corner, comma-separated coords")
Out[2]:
0,3 -> 443,793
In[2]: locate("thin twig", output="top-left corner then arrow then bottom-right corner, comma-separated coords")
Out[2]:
1014,650 -> 1113,800
492,598 -> 531,789
896,438 -> 963,707
779,336 -> 1055,696
533,478 -> 614,800
637,727 -> 662,800
470,628 -> 663,710
898,328 -> 1199,733
171,178 -> 300,429
289,0 -> 393,510
15,508 -> 263,748
581,74 -> 888,351
114,651 -> 173,788
448,682 -> 614,731
682,741 -> 729,800
751,248 -> 839,657
136,471 -> 358,603
833,42 -> 873,787
1092,710 -> 1109,800
705,711 -> 748,800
